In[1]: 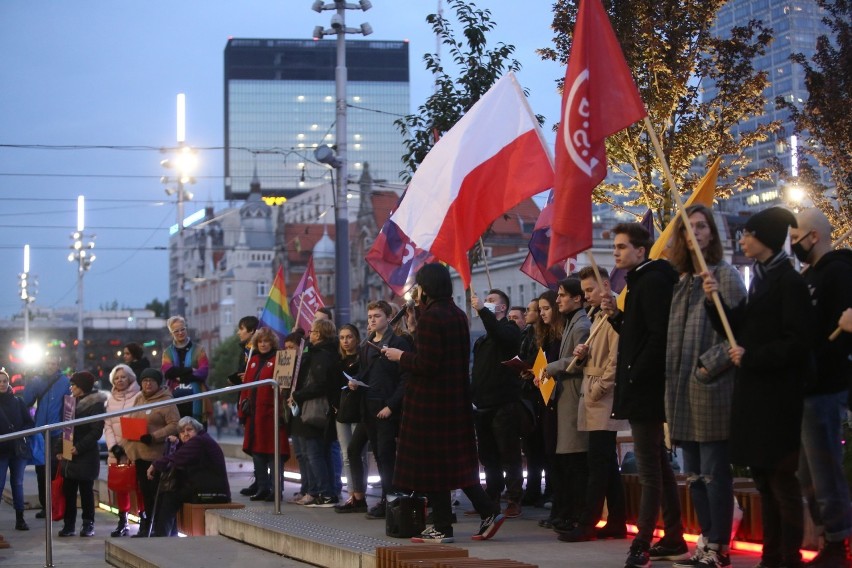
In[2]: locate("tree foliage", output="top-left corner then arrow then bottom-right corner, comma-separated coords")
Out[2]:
207,335 -> 240,402
777,0 -> 852,235
394,0 -> 526,182
145,298 -> 168,318
540,0 -> 780,228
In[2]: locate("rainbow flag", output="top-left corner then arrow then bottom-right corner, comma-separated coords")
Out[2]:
259,266 -> 295,338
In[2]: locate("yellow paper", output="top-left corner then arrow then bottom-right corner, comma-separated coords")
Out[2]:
533,348 -> 555,403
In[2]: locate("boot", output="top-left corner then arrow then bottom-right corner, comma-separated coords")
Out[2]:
111,512 -> 128,537
806,539 -> 849,567
80,521 -> 95,537
15,510 -> 28,531
0,534 -> 10,549
131,515 -> 150,538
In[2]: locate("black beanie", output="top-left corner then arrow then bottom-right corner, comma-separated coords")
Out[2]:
745,207 -> 797,252
70,371 -> 96,394
139,368 -> 163,387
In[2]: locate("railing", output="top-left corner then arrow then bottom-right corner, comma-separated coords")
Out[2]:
0,379 -> 281,568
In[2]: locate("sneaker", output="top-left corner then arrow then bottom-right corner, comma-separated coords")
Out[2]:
697,549 -> 731,568
307,495 -> 338,508
649,537 -> 690,561
674,536 -> 710,567
295,494 -> 316,506
503,501 -> 522,518
625,541 -> 651,568
334,497 -> 368,513
471,513 -> 505,541
411,526 -> 454,544
365,500 -> 386,519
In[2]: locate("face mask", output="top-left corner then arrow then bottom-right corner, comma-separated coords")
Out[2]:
483,302 -> 497,314
791,238 -> 813,264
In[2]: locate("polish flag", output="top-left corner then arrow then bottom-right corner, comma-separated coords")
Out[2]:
547,0 -> 647,267
389,72 -> 554,288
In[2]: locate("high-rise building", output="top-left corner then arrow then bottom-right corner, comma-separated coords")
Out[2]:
223,38 -> 410,201
708,0 -> 830,211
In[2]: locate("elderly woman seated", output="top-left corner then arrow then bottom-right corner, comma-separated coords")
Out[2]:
146,417 -> 230,536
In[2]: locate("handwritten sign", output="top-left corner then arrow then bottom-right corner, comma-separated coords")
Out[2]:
273,348 -> 298,388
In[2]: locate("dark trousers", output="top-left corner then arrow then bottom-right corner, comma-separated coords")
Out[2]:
521,406 -> 547,498
62,477 -> 95,528
135,459 -> 159,527
475,403 -> 524,504
36,436 -> 61,510
630,419 -> 683,545
579,430 -> 626,528
550,452 -> 588,522
428,484 -> 500,537
752,466 -> 804,566
348,399 -> 398,497
154,491 -> 180,537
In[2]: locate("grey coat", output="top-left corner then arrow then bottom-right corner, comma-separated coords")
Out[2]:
545,308 -> 591,454
665,262 -> 746,442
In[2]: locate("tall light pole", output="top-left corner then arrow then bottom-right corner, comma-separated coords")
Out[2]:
311,0 -> 373,325
67,196 -> 95,371
19,244 -> 36,345
161,93 -> 197,317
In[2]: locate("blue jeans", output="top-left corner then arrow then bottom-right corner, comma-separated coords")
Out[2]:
329,439 -> 343,496
630,420 -> 683,545
681,440 -> 734,546
291,435 -> 312,495
799,390 -> 852,542
302,436 -> 334,497
252,452 -> 283,495
0,454 -> 27,510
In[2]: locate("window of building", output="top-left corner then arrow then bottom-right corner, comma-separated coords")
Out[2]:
257,281 -> 268,297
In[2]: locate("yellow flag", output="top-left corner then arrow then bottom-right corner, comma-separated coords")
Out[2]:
616,157 -> 721,311
533,348 -> 556,403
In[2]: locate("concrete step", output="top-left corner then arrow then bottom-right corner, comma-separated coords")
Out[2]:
105,535 -> 310,568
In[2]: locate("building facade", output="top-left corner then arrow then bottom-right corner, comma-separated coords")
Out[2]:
223,38 -> 410,201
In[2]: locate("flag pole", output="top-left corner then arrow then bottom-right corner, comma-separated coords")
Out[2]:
479,237 -> 494,290
832,227 -> 852,249
641,117 -> 737,349
296,295 -> 306,332
585,251 -> 606,297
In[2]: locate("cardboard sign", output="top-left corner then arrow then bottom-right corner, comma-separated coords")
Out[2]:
273,348 -> 298,389
62,395 -> 76,460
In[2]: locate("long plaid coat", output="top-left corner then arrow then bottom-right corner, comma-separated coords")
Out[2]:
665,263 -> 747,443
394,298 -> 480,492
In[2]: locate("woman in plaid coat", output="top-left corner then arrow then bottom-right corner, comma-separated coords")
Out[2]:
384,263 -> 504,544
665,204 -> 747,563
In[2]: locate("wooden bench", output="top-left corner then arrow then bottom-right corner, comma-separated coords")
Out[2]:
177,502 -> 244,536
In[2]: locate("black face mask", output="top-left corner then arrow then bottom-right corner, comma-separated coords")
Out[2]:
791,236 -> 814,264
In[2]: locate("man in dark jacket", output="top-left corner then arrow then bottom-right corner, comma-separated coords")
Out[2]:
792,208 -> 852,565
471,288 -> 523,518
601,222 -> 685,567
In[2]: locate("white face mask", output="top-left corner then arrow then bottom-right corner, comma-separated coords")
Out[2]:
483,302 -> 497,314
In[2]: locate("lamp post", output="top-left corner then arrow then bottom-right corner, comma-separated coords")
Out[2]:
19,244 -> 36,345
311,0 -> 372,325
67,196 -> 95,371
160,93 -> 197,317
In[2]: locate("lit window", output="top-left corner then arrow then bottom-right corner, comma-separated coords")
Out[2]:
354,144 -> 361,150
297,133 -> 305,140
311,124 -> 318,130
297,95 -> 305,102
324,96 -> 333,102
354,162 -> 362,169
353,96 -> 361,102
354,134 -> 362,140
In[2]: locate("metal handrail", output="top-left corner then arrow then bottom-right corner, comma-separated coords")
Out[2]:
0,379 -> 281,568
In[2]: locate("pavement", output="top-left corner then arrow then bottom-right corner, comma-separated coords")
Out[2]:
0,434 -> 771,568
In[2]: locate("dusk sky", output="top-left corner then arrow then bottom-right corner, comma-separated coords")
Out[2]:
0,1 -> 564,319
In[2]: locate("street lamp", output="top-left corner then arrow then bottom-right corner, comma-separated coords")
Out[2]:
19,244 -> 37,347
67,195 -> 95,371
160,93 -> 197,317
311,0 -> 373,326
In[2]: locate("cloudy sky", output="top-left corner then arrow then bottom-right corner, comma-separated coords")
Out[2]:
0,1 -> 564,319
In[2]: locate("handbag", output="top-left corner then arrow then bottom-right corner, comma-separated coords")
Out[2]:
51,469 -> 65,521
13,437 -> 32,461
385,494 -> 427,538
300,397 -> 329,428
158,468 -> 179,492
336,388 -> 362,424
27,434 -> 45,466
107,463 -> 138,493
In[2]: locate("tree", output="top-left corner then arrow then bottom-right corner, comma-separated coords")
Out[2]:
207,335 -> 241,403
394,0 -> 527,181
540,1 -> 780,228
777,0 -> 852,234
145,298 -> 168,319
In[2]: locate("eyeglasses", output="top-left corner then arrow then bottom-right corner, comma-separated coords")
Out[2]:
170,327 -> 187,335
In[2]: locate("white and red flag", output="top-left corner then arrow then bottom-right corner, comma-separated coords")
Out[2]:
547,0 -> 647,267
388,72 -> 553,289
288,256 -> 325,333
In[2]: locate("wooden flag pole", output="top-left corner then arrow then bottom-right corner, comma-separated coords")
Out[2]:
296,295 -> 306,332
832,227 -> 852,249
642,117 -> 737,349
479,237 -> 494,290
586,251 -> 606,297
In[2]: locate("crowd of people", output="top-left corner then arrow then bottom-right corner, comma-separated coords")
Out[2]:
0,206 -> 850,568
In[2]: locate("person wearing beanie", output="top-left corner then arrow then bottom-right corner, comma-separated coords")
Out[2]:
123,367 -> 179,537
103,364 -> 142,537
702,206 -> 814,568
59,372 -> 107,538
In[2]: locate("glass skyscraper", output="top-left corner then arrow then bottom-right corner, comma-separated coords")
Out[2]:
708,0 -> 830,210
224,38 -> 409,201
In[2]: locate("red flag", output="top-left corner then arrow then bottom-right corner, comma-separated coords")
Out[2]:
288,256 -> 325,333
390,73 -> 553,288
547,0 -> 647,267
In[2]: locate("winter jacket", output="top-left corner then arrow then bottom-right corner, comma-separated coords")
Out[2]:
238,349 -> 290,457
22,371 -> 71,438
666,263 -> 747,442
358,330 -> 410,413
104,379 -> 141,464
0,389 -> 34,456
291,340 -> 339,439
610,259 -> 678,421
576,306 -> 628,432
153,430 -> 231,503
61,391 -> 107,481
124,387 -> 180,463
471,309 -> 521,410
